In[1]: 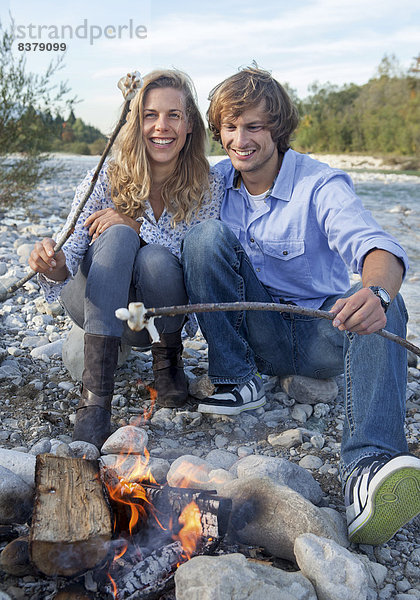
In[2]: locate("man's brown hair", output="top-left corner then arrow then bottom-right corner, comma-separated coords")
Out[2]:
207,66 -> 299,153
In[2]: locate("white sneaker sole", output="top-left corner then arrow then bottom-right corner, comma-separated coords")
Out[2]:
348,455 -> 420,545
197,391 -> 266,416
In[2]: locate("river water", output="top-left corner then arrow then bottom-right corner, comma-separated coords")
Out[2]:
50,155 -> 420,346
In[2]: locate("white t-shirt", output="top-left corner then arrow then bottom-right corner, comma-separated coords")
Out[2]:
245,187 -> 270,211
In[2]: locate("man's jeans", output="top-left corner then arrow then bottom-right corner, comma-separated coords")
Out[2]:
181,220 -> 409,480
61,224 -> 188,347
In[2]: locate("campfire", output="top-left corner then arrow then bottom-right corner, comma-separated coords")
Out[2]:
28,435 -> 232,599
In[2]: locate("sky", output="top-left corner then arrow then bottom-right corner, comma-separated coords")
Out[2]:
1,0 -> 419,134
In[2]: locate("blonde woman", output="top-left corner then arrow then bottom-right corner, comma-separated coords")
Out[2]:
29,70 -> 224,448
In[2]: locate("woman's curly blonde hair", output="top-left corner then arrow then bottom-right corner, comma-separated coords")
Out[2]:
108,69 -> 209,225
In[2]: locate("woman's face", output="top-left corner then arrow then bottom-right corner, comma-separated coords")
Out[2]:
142,87 -> 192,172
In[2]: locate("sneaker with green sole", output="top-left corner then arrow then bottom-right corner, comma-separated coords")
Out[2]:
344,453 -> 420,545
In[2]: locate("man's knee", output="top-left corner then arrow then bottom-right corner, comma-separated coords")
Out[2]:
181,219 -> 235,265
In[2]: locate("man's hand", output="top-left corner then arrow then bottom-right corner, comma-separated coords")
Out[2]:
329,287 -> 387,334
28,238 -> 68,281
84,208 -> 139,242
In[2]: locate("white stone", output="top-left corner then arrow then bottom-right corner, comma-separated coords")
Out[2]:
167,455 -> 213,489
0,465 -> 33,525
68,441 -> 100,460
299,455 -> 323,470
0,449 -> 36,487
101,426 -> 148,455
233,454 -> 323,505
30,339 -> 64,358
62,323 -> 131,381
292,404 -> 313,423
205,449 -> 237,470
208,468 -> 234,488
100,454 -> 170,484
268,428 -> 303,448
175,553 -> 317,600
294,533 -> 368,600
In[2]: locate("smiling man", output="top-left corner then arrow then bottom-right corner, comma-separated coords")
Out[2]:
181,66 -> 420,546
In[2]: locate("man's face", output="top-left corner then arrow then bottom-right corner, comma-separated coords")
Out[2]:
219,101 -> 278,176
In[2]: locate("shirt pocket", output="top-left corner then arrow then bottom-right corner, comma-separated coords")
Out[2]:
262,239 -> 312,284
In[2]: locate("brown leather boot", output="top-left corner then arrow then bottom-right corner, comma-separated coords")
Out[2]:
151,331 -> 188,408
73,333 -> 120,449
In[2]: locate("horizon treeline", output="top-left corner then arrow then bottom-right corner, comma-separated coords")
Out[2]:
294,54 -> 419,157
208,55 -> 420,158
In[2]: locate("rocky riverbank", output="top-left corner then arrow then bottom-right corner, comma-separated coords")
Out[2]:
0,293 -> 419,598
0,163 -> 419,599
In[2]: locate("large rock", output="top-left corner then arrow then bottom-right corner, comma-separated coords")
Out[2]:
281,375 -> 338,404
62,323 -> 131,381
0,466 -> 33,525
167,455 -> 213,490
175,553 -> 317,600
101,426 -> 148,455
0,449 -> 36,487
100,455 -> 170,484
294,533 -> 368,600
233,455 -> 323,505
205,449 -> 238,471
219,477 -> 344,562
30,339 -> 64,359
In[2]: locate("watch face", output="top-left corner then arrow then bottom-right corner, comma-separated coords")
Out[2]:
369,286 -> 390,310
378,288 -> 391,304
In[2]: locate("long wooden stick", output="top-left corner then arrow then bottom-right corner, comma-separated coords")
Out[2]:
142,301 -> 420,357
0,100 -> 132,303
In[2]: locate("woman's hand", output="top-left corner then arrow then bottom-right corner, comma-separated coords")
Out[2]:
84,208 -> 140,242
28,238 -> 68,281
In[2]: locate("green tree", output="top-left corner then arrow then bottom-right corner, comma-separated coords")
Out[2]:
0,18 -> 76,208
294,54 -> 420,158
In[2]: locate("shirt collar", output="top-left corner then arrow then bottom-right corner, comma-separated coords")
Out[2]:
227,148 -> 296,202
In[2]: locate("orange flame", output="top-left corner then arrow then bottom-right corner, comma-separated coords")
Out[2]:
172,501 -> 202,561
105,447 -> 162,535
108,572 -> 118,599
105,384 -> 206,595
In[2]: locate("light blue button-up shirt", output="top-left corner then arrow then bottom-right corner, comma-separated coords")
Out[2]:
216,149 -> 409,309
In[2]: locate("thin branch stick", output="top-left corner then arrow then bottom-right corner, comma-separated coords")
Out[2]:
143,301 -> 420,357
0,101 -> 132,303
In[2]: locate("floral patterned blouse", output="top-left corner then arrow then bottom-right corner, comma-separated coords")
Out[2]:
39,164 -> 224,335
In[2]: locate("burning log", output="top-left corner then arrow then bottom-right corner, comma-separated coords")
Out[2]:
102,468 -> 231,541
29,454 -> 113,577
101,468 -> 232,599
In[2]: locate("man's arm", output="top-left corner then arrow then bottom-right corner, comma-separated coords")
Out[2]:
329,249 -> 404,335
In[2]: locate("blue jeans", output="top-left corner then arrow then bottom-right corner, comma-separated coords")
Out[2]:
181,220 -> 409,479
61,224 -> 188,347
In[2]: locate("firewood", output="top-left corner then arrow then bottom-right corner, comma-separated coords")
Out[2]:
101,469 -> 231,539
29,454 -> 113,577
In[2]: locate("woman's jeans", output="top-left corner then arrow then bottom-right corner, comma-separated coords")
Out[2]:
181,220 -> 409,480
60,224 -> 188,347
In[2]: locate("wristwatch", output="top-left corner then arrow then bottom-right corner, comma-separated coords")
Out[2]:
368,286 -> 391,313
